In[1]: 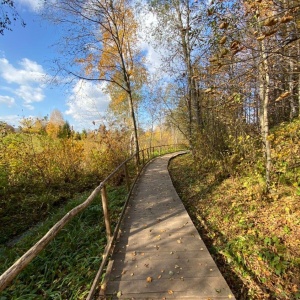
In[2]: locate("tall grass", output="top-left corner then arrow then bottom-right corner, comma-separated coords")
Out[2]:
0,186 -> 127,299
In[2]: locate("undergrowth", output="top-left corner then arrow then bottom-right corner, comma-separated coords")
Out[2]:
169,118 -> 300,300
0,185 -> 127,299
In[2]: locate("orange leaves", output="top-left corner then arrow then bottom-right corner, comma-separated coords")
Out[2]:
219,22 -> 229,30
256,35 -> 266,41
275,91 -> 291,102
280,15 -> 293,24
219,36 -> 227,45
263,17 -> 278,27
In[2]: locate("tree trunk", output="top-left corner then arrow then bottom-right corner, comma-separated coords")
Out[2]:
258,38 -> 272,191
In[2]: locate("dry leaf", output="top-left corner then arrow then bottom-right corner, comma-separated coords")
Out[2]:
263,17 -> 278,26
158,274 -> 162,279
146,276 -> 153,282
168,290 -> 174,295
207,8 -> 214,16
256,35 -> 265,41
219,22 -> 229,29
265,29 -> 277,37
121,270 -> 127,275
280,15 -> 293,23
117,291 -> 122,298
230,41 -> 239,50
220,48 -> 229,57
219,36 -> 227,45
276,91 -> 291,101
209,56 -> 218,63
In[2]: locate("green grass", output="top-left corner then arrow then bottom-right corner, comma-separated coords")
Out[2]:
0,185 -> 127,299
169,146 -> 300,299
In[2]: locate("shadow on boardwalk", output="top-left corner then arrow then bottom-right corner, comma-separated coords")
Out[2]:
102,152 -> 236,300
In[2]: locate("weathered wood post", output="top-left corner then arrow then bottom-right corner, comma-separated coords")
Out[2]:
124,163 -> 130,192
142,149 -> 145,165
101,185 -> 112,238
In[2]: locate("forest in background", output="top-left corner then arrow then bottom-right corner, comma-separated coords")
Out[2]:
0,0 -> 299,298
0,110 -> 180,244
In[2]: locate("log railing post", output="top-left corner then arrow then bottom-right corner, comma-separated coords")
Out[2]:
142,150 -> 145,166
101,185 -> 112,238
124,163 -> 130,192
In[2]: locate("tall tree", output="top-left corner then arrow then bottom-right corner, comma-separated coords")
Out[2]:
47,0 -> 147,162
149,0 -> 206,143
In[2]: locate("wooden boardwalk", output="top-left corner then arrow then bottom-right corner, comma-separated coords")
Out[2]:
102,152 -> 235,300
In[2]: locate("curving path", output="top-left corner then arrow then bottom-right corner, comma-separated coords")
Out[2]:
102,152 -> 235,300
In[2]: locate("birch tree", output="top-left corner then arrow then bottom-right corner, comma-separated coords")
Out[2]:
47,0 -> 146,162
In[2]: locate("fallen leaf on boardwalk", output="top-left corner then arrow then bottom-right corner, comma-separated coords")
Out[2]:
177,239 -> 182,244
180,276 -> 184,281
121,270 -> 127,275
131,273 -> 134,276
146,276 -> 153,282
168,290 -> 174,294
228,295 -> 233,299
117,291 -> 122,298
144,263 -> 149,268
132,251 -> 136,256
158,274 -> 162,279
175,265 -> 180,269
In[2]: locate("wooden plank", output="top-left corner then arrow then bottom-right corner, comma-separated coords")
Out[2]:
103,153 -> 235,299
106,276 -> 234,298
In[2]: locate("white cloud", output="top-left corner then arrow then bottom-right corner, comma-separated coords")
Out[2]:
0,115 -> 21,127
137,9 -> 165,76
0,95 -> 15,107
17,0 -> 44,12
0,57 -> 47,109
66,80 -> 110,128
15,85 -> 44,103
0,58 -> 46,85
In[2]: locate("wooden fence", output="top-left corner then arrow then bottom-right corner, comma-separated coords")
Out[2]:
0,144 -> 187,299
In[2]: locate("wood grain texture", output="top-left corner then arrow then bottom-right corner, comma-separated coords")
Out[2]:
103,153 -> 235,300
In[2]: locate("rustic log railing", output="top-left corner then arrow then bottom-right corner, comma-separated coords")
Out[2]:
0,144 -> 187,298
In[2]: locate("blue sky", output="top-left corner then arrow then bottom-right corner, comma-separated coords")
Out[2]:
0,0 -> 162,131
0,0 -> 117,131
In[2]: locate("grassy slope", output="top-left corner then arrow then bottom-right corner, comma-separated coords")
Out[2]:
169,119 -> 300,300
0,186 -> 127,299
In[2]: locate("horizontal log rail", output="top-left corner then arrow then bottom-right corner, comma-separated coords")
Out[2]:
0,144 -> 187,296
